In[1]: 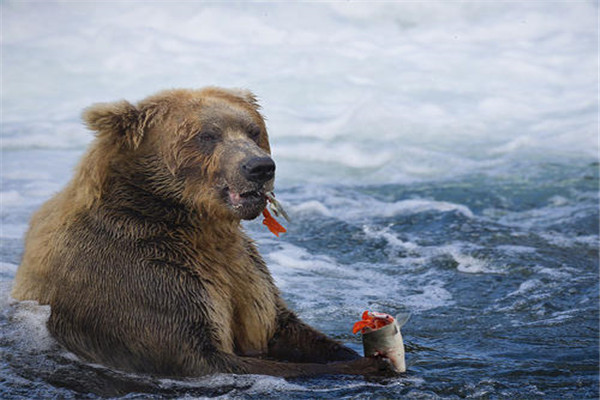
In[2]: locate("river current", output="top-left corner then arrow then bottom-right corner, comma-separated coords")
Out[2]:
1,1 -> 598,399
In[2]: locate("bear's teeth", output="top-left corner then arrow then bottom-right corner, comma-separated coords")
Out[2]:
229,190 -> 261,206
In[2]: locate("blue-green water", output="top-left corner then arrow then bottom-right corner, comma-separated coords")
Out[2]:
1,154 -> 598,399
2,1 -> 598,398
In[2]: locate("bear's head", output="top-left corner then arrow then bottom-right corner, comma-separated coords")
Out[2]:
81,88 -> 274,221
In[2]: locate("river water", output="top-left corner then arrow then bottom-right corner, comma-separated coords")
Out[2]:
1,2 -> 598,399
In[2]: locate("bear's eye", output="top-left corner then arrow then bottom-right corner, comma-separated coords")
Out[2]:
197,130 -> 220,144
195,129 -> 221,154
247,124 -> 261,142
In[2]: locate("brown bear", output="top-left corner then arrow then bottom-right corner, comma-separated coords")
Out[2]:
12,88 -> 392,377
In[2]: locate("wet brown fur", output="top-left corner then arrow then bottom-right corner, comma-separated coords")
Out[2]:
12,88 -> 391,378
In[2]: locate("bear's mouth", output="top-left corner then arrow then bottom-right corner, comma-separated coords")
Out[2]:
229,189 -> 263,206
224,187 -> 268,220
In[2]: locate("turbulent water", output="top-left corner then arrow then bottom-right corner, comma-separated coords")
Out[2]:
1,1 -> 598,399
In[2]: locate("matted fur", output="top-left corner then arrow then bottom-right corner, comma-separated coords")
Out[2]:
12,88 -> 392,377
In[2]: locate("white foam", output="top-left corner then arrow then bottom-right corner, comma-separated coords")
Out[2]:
380,199 -> 474,219
246,375 -> 306,394
265,239 -> 458,315
1,224 -> 28,240
402,280 -> 454,312
496,245 -> 537,254
0,190 -> 23,207
1,170 -> 53,180
548,195 -> 569,207
267,243 -> 339,273
539,232 -> 599,248
159,373 -> 306,394
495,203 -> 595,231
0,263 -> 18,277
0,185 -> 60,210
520,310 -> 577,327
2,2 -> 596,184
321,196 -> 475,222
275,141 -> 394,169
362,226 -> 419,254
4,299 -> 54,352
507,279 -> 543,297
290,200 -> 332,217
452,253 -> 492,274
533,266 -> 575,280
361,225 -> 509,277
1,121 -> 92,150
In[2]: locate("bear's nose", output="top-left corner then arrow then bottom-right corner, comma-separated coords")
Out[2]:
242,156 -> 275,183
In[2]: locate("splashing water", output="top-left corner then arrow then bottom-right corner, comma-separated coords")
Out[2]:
1,1 -> 598,399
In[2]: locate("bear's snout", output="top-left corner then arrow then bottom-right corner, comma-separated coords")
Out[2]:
241,157 -> 275,184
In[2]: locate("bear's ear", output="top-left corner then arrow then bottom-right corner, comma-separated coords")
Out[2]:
82,100 -> 145,150
225,88 -> 260,109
